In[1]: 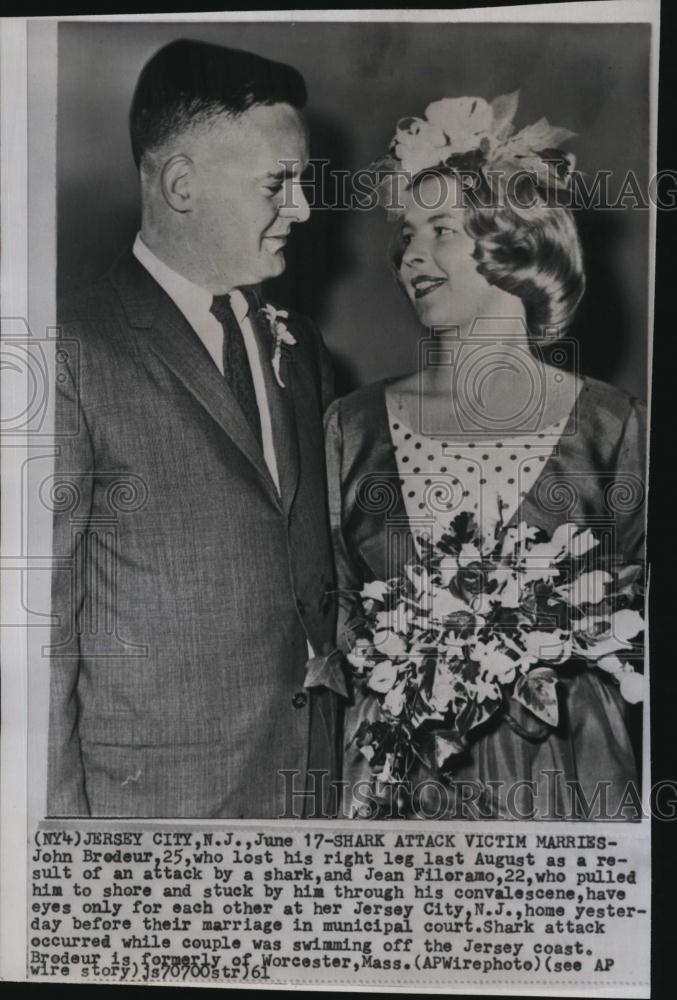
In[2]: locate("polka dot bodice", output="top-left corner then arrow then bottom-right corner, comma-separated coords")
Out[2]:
387,401 -> 568,541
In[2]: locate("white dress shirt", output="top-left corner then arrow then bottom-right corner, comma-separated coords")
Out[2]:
133,233 -> 281,493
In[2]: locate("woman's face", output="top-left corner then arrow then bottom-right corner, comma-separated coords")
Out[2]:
398,173 -> 494,330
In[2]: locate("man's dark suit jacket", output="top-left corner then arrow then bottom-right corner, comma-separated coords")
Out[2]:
47,250 -> 339,818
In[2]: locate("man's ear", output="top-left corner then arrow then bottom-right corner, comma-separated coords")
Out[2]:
160,155 -> 194,213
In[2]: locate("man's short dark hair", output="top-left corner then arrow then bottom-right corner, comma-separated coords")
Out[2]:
129,38 -> 307,169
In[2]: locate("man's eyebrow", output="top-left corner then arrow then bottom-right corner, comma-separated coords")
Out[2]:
259,161 -> 307,180
257,168 -> 286,181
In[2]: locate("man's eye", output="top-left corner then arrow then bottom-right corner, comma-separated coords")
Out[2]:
401,232 -> 413,246
264,182 -> 284,196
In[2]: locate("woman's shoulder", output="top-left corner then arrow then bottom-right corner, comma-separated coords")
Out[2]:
570,376 -> 647,473
576,375 -> 647,424
325,379 -> 390,431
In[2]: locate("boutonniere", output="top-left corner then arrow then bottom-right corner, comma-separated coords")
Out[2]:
260,304 -> 297,388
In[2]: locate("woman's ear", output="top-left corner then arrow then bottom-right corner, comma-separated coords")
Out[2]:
160,155 -> 194,214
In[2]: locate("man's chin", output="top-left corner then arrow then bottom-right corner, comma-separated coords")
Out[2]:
262,251 -> 287,280
240,248 -> 287,287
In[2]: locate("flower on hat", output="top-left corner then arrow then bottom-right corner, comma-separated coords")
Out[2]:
372,90 -> 577,201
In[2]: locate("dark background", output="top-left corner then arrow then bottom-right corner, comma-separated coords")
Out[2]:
57,19 -> 651,400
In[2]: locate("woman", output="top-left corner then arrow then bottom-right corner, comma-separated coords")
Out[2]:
326,93 -> 646,820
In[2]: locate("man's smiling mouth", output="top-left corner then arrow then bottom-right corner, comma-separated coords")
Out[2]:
264,234 -> 289,252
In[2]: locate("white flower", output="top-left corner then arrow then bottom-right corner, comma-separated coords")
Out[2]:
430,585 -> 472,622
574,609 -> 644,659
598,655 -> 644,703
394,116 -> 448,174
525,541 -> 566,565
500,522 -> 540,559
471,592 -> 495,616
405,562 -> 430,599
523,630 -> 572,663
597,654 -> 625,676
458,540 -> 482,562
438,555 -> 460,587
474,676 -> 501,704
619,670 -> 644,704
489,569 -> 522,608
384,91 -> 575,195
612,609 -> 645,641
425,96 -> 494,154
367,660 -> 399,694
519,554 -> 561,584
471,639 -> 516,683
440,632 -> 467,655
550,523 -> 599,559
383,680 -> 407,717
525,522 -> 598,564
409,614 -> 432,632
361,580 -> 388,602
372,629 -> 407,658
521,527 -> 573,579
375,609 -> 398,633
558,570 -> 613,606
429,662 -> 457,713
260,304 -> 296,388
346,638 -> 372,671
377,753 -> 396,783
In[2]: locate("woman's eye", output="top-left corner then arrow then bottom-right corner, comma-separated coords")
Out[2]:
401,232 -> 413,246
435,225 -> 456,237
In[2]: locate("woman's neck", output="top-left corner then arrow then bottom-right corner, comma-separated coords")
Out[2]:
423,316 -> 535,400
390,324 -> 580,438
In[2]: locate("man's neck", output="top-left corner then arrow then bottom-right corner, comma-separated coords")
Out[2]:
138,228 -> 233,295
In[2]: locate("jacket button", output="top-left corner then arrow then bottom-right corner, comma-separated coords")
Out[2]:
292,691 -> 308,709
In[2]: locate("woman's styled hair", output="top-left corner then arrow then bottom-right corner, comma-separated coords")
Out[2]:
391,166 -> 585,339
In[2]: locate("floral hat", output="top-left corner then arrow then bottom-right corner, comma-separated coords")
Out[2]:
369,91 -> 577,208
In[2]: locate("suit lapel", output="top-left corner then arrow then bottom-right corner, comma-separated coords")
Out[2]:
246,289 -> 300,515
109,251 -> 282,509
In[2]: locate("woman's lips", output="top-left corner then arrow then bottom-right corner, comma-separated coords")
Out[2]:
411,275 -> 447,299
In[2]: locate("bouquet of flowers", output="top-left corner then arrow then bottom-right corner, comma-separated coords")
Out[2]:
346,514 -> 644,786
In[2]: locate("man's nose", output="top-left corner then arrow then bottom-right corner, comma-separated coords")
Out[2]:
281,180 -> 311,224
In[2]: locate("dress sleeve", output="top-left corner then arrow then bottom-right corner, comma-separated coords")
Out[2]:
324,399 -> 364,653
612,397 -> 647,564
308,318 -> 336,415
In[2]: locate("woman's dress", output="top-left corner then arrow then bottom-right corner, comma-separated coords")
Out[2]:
325,375 -> 646,820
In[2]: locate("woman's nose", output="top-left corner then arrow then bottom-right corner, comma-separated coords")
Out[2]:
402,239 -> 429,267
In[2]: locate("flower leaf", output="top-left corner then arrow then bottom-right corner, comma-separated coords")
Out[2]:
432,730 -> 466,769
490,90 -> 520,141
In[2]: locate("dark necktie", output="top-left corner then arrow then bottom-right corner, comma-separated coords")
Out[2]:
210,293 -> 263,448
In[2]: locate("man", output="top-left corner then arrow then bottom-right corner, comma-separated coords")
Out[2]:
48,38 -> 341,818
